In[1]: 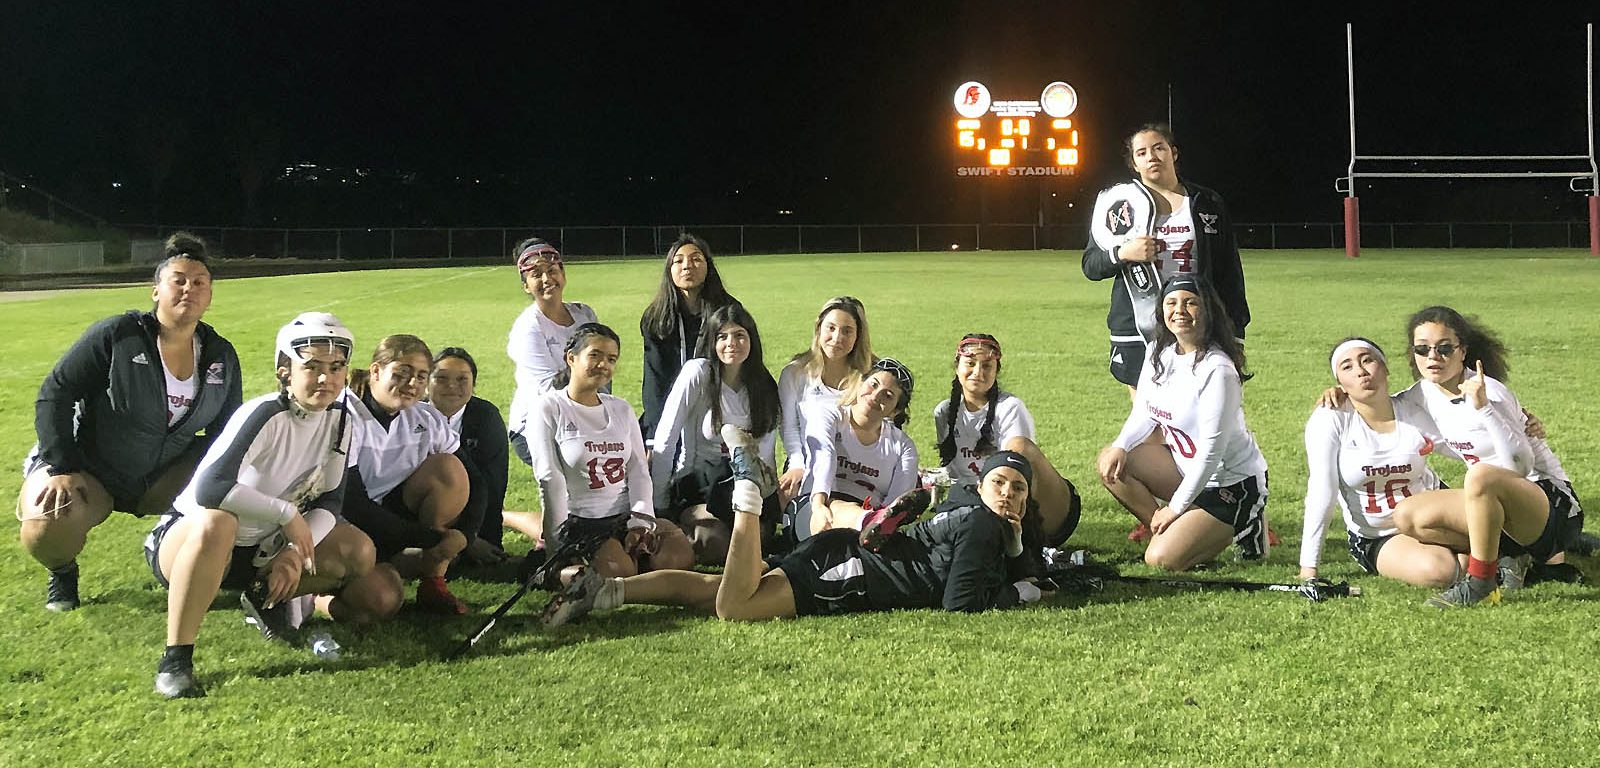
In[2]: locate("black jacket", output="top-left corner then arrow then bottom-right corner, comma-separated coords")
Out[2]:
456,396 -> 509,545
638,303 -> 703,448
34,310 -> 242,487
1082,180 -> 1250,341
867,504 -> 1024,613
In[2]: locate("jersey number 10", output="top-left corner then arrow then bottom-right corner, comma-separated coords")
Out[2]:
1361,478 -> 1411,515
585,457 -> 626,489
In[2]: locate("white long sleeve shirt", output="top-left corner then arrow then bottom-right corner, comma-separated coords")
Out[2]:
346,395 -> 459,502
166,392 -> 354,547
1299,400 -> 1444,568
506,301 -> 598,435
1112,345 -> 1267,514
530,390 -> 653,541
932,391 -> 1036,486
1395,374 -> 1567,483
804,404 -> 919,508
778,360 -> 845,473
648,358 -> 777,509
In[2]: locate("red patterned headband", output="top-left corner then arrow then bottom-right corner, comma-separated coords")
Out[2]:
957,335 -> 1001,359
516,244 -> 563,273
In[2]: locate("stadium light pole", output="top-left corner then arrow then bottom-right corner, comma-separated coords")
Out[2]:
1344,23 -> 1359,259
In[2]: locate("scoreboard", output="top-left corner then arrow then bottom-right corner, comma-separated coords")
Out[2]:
953,80 -> 1080,177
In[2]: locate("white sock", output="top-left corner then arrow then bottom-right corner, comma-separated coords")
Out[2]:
595,578 -> 624,610
731,478 -> 762,515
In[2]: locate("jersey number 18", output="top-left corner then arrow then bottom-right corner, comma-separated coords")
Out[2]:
585,457 -> 625,489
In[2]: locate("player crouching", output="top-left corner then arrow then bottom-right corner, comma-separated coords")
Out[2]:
544,429 -> 1051,625
148,313 -> 403,699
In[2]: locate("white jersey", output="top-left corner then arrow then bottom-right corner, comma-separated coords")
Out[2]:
649,358 -> 777,508
347,394 -> 459,502
1396,374 -> 1568,483
931,392 -> 1036,486
777,360 -> 847,473
1153,198 -> 1197,283
1112,345 -> 1267,514
1299,400 -> 1444,568
804,404 -> 919,508
530,390 -> 652,533
507,301 -> 599,435
163,364 -> 197,428
162,392 -> 354,547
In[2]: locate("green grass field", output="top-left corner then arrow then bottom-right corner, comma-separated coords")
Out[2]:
3,249 -> 1598,765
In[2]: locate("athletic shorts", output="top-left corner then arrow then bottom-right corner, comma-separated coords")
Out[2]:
782,491 -> 867,544
554,513 -> 629,555
24,449 -> 155,516
1345,531 -> 1392,575
776,528 -> 875,617
1500,478 -> 1584,563
1109,340 -> 1147,387
144,513 -> 260,591
1189,471 -> 1270,560
343,490 -> 444,562
667,462 -> 780,525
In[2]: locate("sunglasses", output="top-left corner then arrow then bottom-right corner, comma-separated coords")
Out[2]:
1411,342 -> 1458,358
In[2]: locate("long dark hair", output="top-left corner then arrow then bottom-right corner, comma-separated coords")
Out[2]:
937,333 -> 1003,467
1404,305 -> 1510,382
1122,122 -> 1179,174
692,303 -> 779,439
552,323 -> 622,390
1150,279 -> 1249,384
640,233 -> 733,340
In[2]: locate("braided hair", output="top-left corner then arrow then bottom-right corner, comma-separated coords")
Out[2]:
937,334 -> 1003,467
551,323 -> 622,390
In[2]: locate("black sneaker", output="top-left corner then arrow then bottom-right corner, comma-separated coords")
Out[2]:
154,667 -> 205,699
45,563 -> 80,613
240,580 -> 298,644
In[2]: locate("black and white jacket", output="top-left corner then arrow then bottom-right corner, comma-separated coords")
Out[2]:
1081,180 -> 1250,344
32,310 -> 242,486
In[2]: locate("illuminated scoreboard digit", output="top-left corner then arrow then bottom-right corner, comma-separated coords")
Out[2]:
953,80 -> 1081,177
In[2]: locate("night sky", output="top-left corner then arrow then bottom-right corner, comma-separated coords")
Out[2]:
2,3 -> 1595,228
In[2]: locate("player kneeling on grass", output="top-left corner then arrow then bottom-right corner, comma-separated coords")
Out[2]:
148,313 -> 402,699
531,323 -> 694,581
1096,277 -> 1270,571
344,335 -> 488,615
544,435 -> 1050,625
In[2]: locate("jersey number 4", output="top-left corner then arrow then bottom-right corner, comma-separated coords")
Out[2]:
1361,478 -> 1412,515
585,457 -> 625,489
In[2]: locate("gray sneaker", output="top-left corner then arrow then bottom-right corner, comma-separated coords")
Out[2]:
241,582 -> 298,644
154,668 -> 205,699
720,424 -> 777,498
1497,554 -> 1533,591
542,568 -> 604,627
1425,575 -> 1501,609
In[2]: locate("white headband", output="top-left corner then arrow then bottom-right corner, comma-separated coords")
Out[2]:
1330,339 -> 1386,379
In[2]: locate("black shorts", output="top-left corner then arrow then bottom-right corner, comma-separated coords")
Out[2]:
1500,478 -> 1584,562
668,462 -> 780,525
1109,340 -> 1147,387
782,491 -> 868,544
1346,532 -> 1392,575
1189,472 -> 1270,559
776,528 -> 875,617
553,513 -> 629,554
144,513 -> 260,590
343,490 -> 445,561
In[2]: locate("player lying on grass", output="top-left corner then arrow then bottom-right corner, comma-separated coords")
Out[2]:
530,323 -> 693,580
343,334 -> 486,615
931,333 -> 1081,554
651,303 -> 783,563
776,295 -> 877,508
638,233 -> 741,452
148,313 -> 401,699
544,436 -> 1050,624
794,358 -> 920,542
1096,276 -> 1270,571
1301,338 -> 1459,588
20,232 -> 242,613
1320,307 -> 1584,608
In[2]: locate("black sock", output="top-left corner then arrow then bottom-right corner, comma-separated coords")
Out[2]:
48,560 -> 79,577
159,645 -> 195,674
